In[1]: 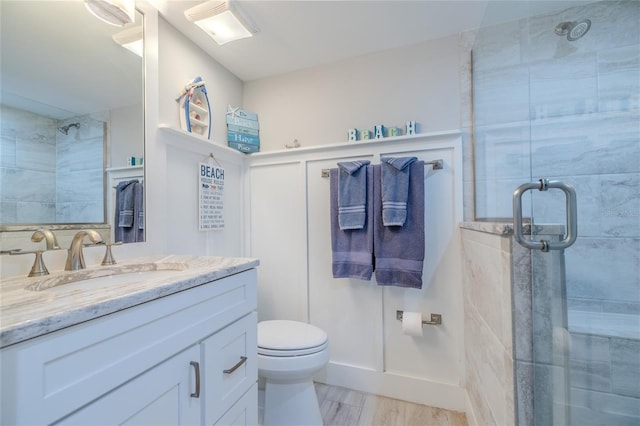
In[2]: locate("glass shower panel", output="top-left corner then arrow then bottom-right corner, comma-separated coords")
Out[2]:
527,1 -> 640,424
472,1 -> 640,425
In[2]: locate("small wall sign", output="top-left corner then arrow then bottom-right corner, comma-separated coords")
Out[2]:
199,162 -> 225,231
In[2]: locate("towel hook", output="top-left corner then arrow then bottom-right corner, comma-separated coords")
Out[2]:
205,153 -> 222,167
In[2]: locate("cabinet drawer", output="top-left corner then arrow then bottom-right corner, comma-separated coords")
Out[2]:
202,312 -> 258,425
214,383 -> 258,426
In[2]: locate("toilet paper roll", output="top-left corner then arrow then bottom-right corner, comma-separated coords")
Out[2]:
402,311 -> 423,336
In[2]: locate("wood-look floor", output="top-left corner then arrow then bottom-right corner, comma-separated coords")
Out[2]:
315,383 -> 468,426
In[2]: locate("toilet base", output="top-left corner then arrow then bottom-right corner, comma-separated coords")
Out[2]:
263,378 -> 322,426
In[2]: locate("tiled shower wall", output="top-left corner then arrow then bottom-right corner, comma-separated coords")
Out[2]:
461,223 -> 521,426
55,115 -> 105,223
0,105 -> 104,224
1,105 -> 57,223
469,0 -> 640,316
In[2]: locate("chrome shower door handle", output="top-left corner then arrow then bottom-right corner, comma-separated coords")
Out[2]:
513,179 -> 578,252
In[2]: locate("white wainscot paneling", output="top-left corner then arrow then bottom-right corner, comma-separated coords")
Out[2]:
381,147 -> 464,386
249,163 -> 308,323
306,156 -> 383,371
247,132 -> 465,411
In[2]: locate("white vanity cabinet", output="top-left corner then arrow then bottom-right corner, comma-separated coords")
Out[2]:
0,268 -> 258,426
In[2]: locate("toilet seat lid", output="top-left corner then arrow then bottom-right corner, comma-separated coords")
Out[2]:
258,320 -> 327,353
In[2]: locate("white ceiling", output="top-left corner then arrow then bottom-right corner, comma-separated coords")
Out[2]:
155,0 -> 491,81
154,0 -> 589,82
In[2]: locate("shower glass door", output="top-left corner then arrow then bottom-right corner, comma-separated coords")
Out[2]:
472,1 -> 640,424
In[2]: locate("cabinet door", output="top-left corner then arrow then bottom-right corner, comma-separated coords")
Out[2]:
202,312 -> 258,425
57,346 -> 201,425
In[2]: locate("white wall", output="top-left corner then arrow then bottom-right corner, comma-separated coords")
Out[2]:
243,36 -> 460,151
110,104 -> 144,168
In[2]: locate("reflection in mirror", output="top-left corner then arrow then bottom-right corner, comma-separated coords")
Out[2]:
0,1 -> 144,245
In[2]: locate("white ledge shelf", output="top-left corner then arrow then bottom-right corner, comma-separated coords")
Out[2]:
158,124 -> 245,159
249,129 -> 461,159
159,124 -> 460,160
106,165 -> 144,173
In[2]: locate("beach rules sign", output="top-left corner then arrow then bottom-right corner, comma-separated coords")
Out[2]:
199,162 -> 225,231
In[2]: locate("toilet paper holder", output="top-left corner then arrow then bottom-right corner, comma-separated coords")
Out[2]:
396,310 -> 442,325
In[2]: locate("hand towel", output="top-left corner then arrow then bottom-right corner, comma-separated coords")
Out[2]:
134,182 -> 145,242
330,166 -> 374,280
373,162 -> 425,288
337,160 -> 370,230
114,180 -> 140,243
117,180 -> 138,228
380,157 -> 417,227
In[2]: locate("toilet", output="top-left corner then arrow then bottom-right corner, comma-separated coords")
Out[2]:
258,320 -> 329,426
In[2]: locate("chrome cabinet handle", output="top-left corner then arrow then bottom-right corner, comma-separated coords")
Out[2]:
190,361 -> 200,398
223,356 -> 248,374
513,179 -> 578,252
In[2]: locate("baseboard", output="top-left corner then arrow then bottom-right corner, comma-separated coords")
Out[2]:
314,361 -> 466,412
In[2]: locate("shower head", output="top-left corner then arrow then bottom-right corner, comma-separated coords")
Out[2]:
555,19 -> 591,41
57,122 -> 81,135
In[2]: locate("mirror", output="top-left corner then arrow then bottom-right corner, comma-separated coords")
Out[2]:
0,1 -> 144,244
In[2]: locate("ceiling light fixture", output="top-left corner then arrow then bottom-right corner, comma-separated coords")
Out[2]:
113,25 -> 144,57
84,0 -> 135,27
184,0 -> 257,46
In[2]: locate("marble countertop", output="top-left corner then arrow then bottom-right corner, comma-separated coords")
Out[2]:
0,255 -> 259,348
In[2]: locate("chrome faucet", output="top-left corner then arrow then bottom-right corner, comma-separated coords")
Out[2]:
65,230 -> 103,271
31,229 -> 60,250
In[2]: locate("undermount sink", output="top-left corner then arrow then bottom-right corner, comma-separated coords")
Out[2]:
25,262 -> 189,292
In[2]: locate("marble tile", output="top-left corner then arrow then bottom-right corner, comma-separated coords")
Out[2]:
601,300 -> 640,315
475,177 -> 531,219
472,64 -> 530,126
610,338 -> 640,398
570,401 -> 640,426
569,332 -> 611,363
514,360 -> 534,426
569,310 -> 640,340
464,361 -> 497,426
0,201 -> 17,223
56,201 -> 104,224
471,18 -> 524,72
15,201 -> 56,224
571,387 -> 640,419
565,237 -> 640,304
530,173 -> 640,239
56,135 -> 104,173
570,358 -> 612,393
598,45 -> 640,113
56,169 -> 104,203
510,239 -> 533,361
529,53 -> 598,120
15,131 -> 57,172
474,123 -> 531,181
1,167 -> 56,203
461,235 -> 506,343
0,133 -> 17,167
530,111 -> 640,176
464,302 -> 509,425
